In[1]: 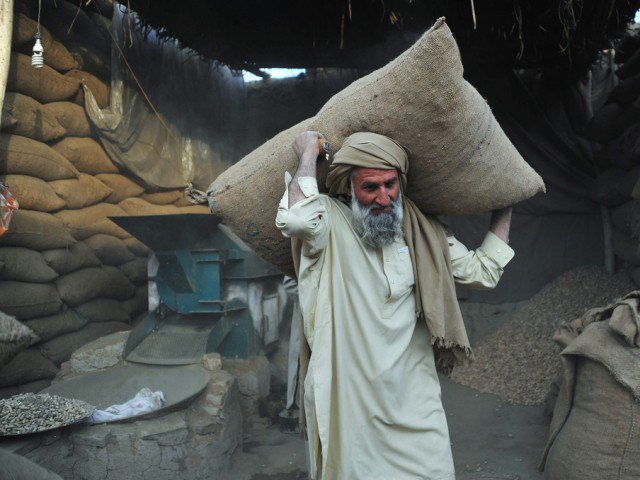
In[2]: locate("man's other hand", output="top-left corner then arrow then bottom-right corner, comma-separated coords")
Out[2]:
489,206 -> 513,243
292,131 -> 322,161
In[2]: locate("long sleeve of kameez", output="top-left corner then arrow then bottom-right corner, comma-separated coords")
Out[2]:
275,173 -> 330,259
448,231 -> 514,290
276,174 -> 331,348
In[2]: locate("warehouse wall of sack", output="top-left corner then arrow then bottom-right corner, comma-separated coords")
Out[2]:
588,32 -> 640,285
0,3 -> 208,398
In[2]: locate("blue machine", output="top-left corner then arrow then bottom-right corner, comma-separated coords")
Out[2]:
110,214 -> 281,365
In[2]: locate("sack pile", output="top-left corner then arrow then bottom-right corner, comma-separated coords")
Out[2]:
580,33 -> 640,283
0,3 -> 208,398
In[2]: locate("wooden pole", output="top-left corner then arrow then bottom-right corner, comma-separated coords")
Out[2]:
601,205 -> 615,274
0,0 -> 14,123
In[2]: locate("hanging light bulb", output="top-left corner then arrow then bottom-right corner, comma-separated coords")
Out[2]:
32,33 -> 44,68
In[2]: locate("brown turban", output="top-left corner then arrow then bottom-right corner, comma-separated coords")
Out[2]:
326,132 -> 409,194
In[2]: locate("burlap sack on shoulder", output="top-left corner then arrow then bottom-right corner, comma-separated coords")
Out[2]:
209,118 -> 314,271
7,53 -> 81,103
0,210 -> 76,250
209,19 -> 544,274
49,173 -> 112,209
0,133 -> 79,181
0,174 -> 66,212
1,92 -> 66,141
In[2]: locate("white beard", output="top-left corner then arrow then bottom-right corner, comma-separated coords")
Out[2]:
350,186 -> 404,249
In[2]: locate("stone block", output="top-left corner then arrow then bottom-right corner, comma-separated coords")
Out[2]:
202,352 -> 222,371
107,435 -> 160,473
154,427 -> 189,447
72,444 -> 109,480
139,412 -> 187,444
222,356 -> 270,398
70,428 -> 113,448
159,444 -> 185,471
142,468 -> 178,480
26,437 -> 74,478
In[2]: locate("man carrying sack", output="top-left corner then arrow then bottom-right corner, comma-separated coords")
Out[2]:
275,131 -> 515,479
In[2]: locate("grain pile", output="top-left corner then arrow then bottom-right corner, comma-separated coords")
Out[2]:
451,266 -> 635,405
0,392 -> 93,435
0,0 -> 209,399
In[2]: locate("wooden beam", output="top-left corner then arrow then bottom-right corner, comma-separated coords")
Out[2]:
0,0 -> 14,123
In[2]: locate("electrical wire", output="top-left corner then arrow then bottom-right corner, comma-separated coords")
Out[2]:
36,0 -> 42,35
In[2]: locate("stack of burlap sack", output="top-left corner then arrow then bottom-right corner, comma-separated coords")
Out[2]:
541,291 -> 640,479
206,18 -> 545,276
586,33 -> 640,280
0,3 -> 207,399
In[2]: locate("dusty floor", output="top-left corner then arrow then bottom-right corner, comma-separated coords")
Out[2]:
223,376 -> 548,480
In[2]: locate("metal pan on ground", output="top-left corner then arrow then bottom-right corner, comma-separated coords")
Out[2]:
42,363 -> 209,423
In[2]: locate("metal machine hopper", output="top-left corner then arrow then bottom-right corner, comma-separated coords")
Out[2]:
110,214 -> 282,365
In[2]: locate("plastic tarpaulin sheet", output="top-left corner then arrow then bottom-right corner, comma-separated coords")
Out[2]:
85,7 -> 244,190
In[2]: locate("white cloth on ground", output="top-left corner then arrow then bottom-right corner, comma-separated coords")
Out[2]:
89,388 -> 165,424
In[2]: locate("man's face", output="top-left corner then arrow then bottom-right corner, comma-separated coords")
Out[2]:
351,168 -> 401,215
349,168 -> 403,248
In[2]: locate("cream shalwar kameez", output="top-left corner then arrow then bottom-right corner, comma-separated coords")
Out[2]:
276,175 -> 514,480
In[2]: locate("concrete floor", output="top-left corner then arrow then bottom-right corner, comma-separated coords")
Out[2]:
442,376 -> 547,480
221,425 -> 307,480
223,377 -> 548,480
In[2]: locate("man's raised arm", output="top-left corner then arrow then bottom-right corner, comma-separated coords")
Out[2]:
489,206 -> 513,243
288,132 -> 322,207
276,131 -> 330,254
449,206 -> 515,290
